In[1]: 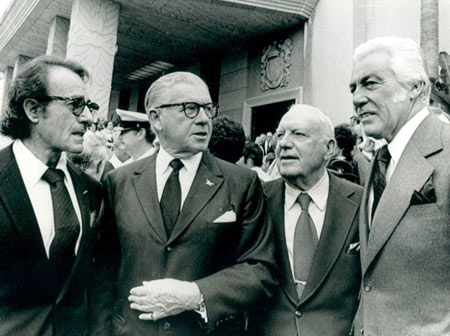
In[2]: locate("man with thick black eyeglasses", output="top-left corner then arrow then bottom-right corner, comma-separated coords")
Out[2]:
91,71 -> 277,336
0,55 -> 102,335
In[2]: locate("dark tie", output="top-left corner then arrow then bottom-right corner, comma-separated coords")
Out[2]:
293,193 -> 318,299
42,168 -> 80,288
371,145 -> 391,219
160,159 -> 184,236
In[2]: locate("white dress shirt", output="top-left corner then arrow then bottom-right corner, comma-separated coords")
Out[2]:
156,146 -> 202,211
13,140 -> 82,258
368,108 -> 429,222
284,171 -> 329,280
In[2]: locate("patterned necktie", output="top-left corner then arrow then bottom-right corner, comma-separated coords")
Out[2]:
160,159 -> 184,236
371,145 -> 391,219
42,168 -> 80,288
293,192 -> 318,299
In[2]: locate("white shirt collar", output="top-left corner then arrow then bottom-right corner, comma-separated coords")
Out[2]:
13,140 -> 70,186
285,170 -> 329,212
156,146 -> 203,178
387,107 -> 429,166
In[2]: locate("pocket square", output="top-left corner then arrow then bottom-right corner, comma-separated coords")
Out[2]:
347,242 -> 360,254
213,210 -> 236,223
410,176 -> 436,205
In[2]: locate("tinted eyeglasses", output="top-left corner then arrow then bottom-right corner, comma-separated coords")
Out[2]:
155,102 -> 219,119
41,96 -> 100,116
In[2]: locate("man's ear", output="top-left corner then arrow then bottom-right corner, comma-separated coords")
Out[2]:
23,98 -> 43,123
324,138 -> 337,161
409,81 -> 424,100
147,109 -> 162,132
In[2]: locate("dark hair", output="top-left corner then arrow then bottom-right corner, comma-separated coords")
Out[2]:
208,116 -> 246,163
334,123 -> 356,162
243,142 -> 264,167
1,55 -> 89,139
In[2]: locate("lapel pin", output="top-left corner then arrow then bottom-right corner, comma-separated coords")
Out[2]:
206,179 -> 215,187
83,190 -> 88,195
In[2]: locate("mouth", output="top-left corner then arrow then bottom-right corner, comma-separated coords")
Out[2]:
279,155 -> 298,162
72,130 -> 85,138
358,111 -> 376,120
192,131 -> 209,139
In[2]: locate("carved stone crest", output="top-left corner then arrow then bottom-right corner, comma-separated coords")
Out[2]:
261,38 -> 293,91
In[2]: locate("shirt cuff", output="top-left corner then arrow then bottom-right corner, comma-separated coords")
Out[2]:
194,294 -> 208,323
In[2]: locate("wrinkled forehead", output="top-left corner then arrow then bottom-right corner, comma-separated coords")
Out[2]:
277,109 -> 323,134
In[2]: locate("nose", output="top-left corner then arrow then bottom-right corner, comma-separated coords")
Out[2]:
79,106 -> 94,124
352,87 -> 368,113
195,106 -> 210,124
277,134 -> 291,149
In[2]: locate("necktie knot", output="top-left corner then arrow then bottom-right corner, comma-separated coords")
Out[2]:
170,159 -> 184,173
378,145 -> 391,164
297,193 -> 311,211
42,168 -> 65,185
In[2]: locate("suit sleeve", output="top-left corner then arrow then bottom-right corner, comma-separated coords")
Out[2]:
88,174 -> 120,336
195,172 -> 277,332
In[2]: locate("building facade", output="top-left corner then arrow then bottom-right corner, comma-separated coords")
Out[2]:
0,0 -> 449,138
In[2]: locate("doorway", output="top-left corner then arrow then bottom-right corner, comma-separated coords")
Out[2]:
251,99 -> 294,140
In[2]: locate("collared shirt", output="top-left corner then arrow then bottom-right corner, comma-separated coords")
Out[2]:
13,140 -> 82,258
284,171 -> 329,280
251,166 -> 273,182
156,146 -> 202,209
368,108 -> 429,221
109,153 -> 125,169
123,147 -> 156,165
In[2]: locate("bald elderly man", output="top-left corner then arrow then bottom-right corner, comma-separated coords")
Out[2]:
249,104 -> 363,336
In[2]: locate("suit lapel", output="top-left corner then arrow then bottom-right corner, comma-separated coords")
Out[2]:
300,173 -> 359,303
168,153 -> 223,244
364,115 -> 441,273
132,155 -> 168,243
265,179 -> 299,306
0,146 -> 47,260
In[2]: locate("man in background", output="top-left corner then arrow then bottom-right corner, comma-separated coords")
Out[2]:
208,116 -> 246,164
116,108 -> 156,164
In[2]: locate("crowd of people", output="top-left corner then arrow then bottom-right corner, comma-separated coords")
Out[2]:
0,35 -> 449,336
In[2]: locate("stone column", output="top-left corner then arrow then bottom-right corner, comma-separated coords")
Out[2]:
46,16 -> 70,58
421,0 -> 439,82
12,55 -> 30,80
0,67 -> 14,116
66,0 -> 120,120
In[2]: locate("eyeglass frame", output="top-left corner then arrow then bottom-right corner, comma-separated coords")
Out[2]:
40,95 -> 100,117
154,102 -> 219,119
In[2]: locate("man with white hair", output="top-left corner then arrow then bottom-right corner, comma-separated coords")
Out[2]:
249,104 -> 363,336
350,36 -> 450,335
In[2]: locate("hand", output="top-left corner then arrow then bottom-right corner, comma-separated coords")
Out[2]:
129,279 -> 202,321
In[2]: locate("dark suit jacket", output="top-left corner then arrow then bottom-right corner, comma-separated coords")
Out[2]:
90,151 -> 277,336
355,114 -> 450,336
249,172 -> 363,336
0,144 -> 102,336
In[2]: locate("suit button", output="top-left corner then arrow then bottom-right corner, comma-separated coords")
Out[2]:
364,283 -> 372,292
360,328 -> 364,334
295,310 -> 302,318
166,246 -> 172,252
164,322 -> 171,330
